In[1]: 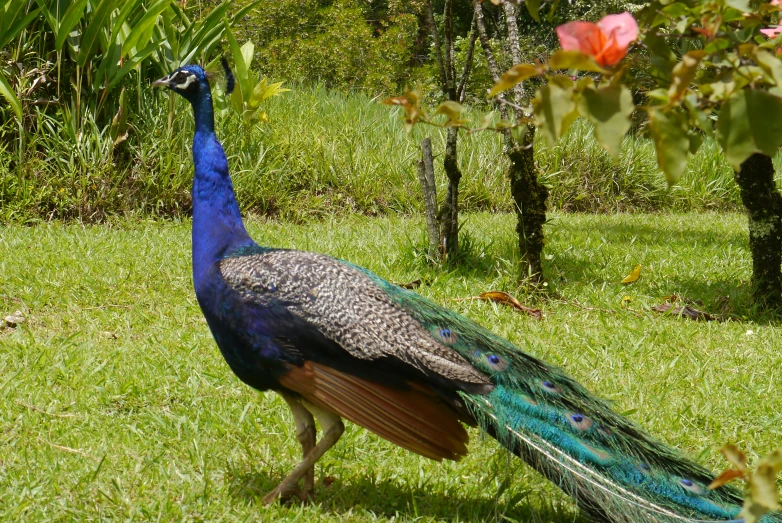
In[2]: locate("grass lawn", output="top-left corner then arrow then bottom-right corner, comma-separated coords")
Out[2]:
1,212 -> 780,522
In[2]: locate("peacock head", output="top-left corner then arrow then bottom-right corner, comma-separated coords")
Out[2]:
152,61 -> 234,104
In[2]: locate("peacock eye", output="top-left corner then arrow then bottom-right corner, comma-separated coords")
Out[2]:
437,328 -> 458,344
485,353 -> 508,371
540,380 -> 562,394
568,413 -> 593,431
679,478 -> 703,494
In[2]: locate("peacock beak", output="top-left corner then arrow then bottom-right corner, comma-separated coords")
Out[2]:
152,75 -> 171,88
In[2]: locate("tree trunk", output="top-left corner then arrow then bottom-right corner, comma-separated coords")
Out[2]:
441,127 -> 462,258
734,153 -> 782,308
418,137 -> 441,262
474,0 -> 547,282
508,144 -> 547,281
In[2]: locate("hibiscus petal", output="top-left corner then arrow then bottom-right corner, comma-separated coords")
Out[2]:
597,12 -> 639,50
761,25 -> 782,37
556,21 -> 606,59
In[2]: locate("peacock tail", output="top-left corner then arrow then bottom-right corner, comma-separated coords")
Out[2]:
356,264 -> 779,523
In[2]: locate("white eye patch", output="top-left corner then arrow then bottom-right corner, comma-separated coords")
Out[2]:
174,74 -> 197,90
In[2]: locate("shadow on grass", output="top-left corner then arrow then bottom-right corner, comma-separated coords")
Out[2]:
228,469 -> 587,523
399,216 -> 782,324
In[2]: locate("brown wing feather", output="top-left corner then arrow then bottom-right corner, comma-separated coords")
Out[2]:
278,362 -> 470,461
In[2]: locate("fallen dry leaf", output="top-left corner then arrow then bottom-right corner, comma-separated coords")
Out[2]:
651,303 -> 714,321
454,291 -> 543,319
621,264 -> 641,284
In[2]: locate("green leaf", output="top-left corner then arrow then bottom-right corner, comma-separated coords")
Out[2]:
434,101 -> 465,126
720,444 -> 748,471
532,81 -> 579,146
753,48 -> 782,88
668,50 -> 705,101
725,0 -> 751,13
230,0 -> 262,24
225,23 -> 250,104
757,449 -> 782,472
0,71 -> 22,121
0,4 -> 42,50
122,0 -> 172,55
489,64 -> 539,98
751,464 -> 780,510
54,0 -> 88,51
77,0 -> 117,67
511,124 -> 528,144
525,0 -> 541,22
578,85 -> 634,159
717,90 -> 782,169
549,50 -> 608,74
649,108 -> 690,184
240,40 -> 255,72
106,40 -> 159,89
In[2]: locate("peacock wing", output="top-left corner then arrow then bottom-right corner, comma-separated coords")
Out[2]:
218,248 -> 492,391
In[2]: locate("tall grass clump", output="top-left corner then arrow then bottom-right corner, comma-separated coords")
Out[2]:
3,84 -> 781,223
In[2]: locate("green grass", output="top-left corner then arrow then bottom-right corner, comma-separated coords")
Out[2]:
1,212 -> 780,521
4,85 -> 782,223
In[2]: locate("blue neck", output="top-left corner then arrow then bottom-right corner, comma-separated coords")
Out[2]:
189,89 -> 253,289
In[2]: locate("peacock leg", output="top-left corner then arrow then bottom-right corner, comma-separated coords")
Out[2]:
263,400 -> 344,506
279,392 -> 317,500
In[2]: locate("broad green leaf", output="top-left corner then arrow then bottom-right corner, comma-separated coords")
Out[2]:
532,81 -> 579,145
649,108 -> 690,184
1,0 -> 27,36
240,40 -> 254,71
434,101 -> 465,124
668,50 -> 705,101
549,50 -> 608,74
758,449 -> 782,472
578,84 -> 634,159
189,1 -> 230,50
720,444 -> 748,471
106,40 -> 159,89
35,0 -> 58,35
525,0 -> 541,22
1,5 -> 41,50
225,23 -> 250,104
725,0 -> 751,12
717,90 -> 782,169
489,64 -> 539,97
751,464 -> 780,509
230,0 -> 262,24
753,48 -> 782,87
688,131 -> 704,154
0,71 -> 22,120
511,124 -> 528,144
54,0 -> 88,51
77,0 -> 117,67
122,0 -> 172,55
661,2 -> 690,16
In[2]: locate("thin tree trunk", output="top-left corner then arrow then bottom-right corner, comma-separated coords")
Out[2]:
441,127 -> 461,258
425,0 -> 474,261
418,138 -> 441,261
734,153 -> 782,308
474,0 -> 547,282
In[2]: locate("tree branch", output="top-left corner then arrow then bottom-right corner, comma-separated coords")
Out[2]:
457,15 -> 478,103
427,0 -> 448,96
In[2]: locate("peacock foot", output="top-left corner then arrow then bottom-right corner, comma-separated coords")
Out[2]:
262,482 -> 314,506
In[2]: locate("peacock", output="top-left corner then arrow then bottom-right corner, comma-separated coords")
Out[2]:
152,62 -> 780,523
